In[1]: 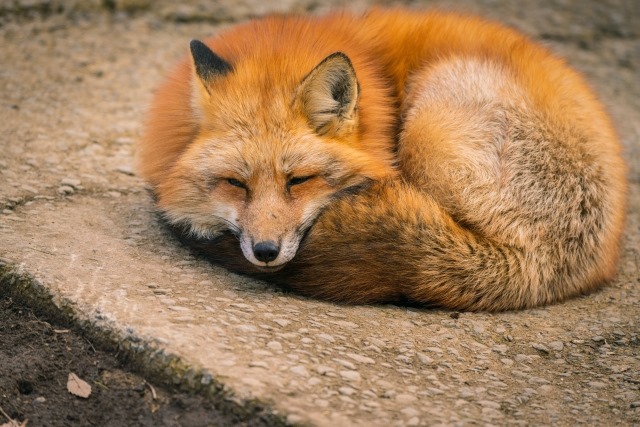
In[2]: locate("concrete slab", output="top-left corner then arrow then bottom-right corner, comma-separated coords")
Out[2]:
1,1 -> 639,425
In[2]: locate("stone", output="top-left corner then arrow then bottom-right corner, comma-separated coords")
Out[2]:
339,386 -> 357,396
340,370 -> 361,382
267,341 -> 283,351
587,381 -> 607,389
417,353 -> 434,365
316,365 -> 333,376
57,185 -> 74,195
347,353 -> 376,364
61,177 -> 82,188
290,365 -> 309,377
531,343 -> 550,354
548,341 -> 565,351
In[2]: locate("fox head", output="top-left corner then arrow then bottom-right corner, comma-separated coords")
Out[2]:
156,40 -> 394,270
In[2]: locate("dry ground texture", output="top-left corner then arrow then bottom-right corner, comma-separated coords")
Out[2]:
0,0 -> 639,426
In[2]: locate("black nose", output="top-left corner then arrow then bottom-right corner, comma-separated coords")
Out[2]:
253,241 -> 280,263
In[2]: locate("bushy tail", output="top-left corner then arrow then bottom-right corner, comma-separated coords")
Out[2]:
272,181 -> 575,311
178,179 -> 617,311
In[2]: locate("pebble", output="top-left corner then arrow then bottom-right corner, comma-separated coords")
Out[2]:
417,353 -> 434,364
482,407 -> 504,419
318,333 -> 335,342
338,395 -> 355,404
368,337 -> 386,348
290,366 -> 309,377
347,353 -> 375,364
61,177 -> 82,188
339,386 -> 357,396
57,185 -> 74,195
515,354 -> 534,363
340,370 -> 361,382
493,344 -> 508,355
528,377 -> 550,385
334,358 -> 357,370
316,365 -> 333,375
548,341 -> 565,351
592,336 -> 605,343
332,320 -> 359,329
531,343 -> 550,353
249,361 -> 269,369
307,377 -> 321,386
376,379 -> 394,388
273,318 -> 290,327
588,381 -> 607,389
236,324 -> 257,332
266,341 -> 282,351
427,387 -> 445,395
364,345 -> 381,353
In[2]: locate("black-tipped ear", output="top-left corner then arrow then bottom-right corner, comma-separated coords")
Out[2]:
190,39 -> 232,83
296,52 -> 359,135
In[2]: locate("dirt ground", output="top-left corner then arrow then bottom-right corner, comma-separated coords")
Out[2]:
0,0 -> 639,426
0,298 -> 282,427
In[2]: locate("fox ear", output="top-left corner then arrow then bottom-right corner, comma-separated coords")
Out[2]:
190,40 -> 232,94
297,52 -> 359,136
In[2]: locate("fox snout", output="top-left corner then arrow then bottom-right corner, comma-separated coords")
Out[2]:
237,202 -> 305,269
253,240 -> 280,263
239,232 -> 301,270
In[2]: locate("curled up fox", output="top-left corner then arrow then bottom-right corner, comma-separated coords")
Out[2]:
137,8 -> 627,311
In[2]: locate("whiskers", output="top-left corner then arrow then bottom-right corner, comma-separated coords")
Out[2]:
216,217 -> 241,238
160,209 -> 239,241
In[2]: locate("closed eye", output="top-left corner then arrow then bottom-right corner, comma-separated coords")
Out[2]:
287,175 -> 315,187
226,178 -> 247,189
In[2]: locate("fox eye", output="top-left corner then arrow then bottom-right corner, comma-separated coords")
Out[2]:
287,175 -> 314,187
226,178 -> 247,189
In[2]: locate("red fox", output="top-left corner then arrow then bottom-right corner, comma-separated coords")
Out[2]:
138,9 -> 627,311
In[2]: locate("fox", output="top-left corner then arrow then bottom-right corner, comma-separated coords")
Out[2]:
137,8 -> 627,311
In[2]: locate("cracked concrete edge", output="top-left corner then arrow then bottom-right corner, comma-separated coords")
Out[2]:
0,259 -> 292,427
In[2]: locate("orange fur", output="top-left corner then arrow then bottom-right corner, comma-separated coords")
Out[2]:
138,9 -> 627,311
